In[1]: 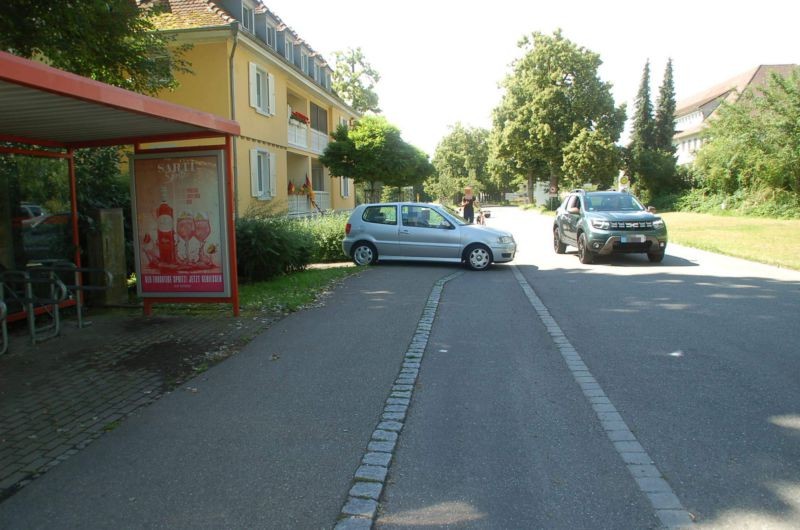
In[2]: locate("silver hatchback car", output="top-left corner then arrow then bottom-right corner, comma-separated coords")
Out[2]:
342,202 -> 516,271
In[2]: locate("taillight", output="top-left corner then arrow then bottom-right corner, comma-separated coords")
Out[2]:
345,223 -> 352,234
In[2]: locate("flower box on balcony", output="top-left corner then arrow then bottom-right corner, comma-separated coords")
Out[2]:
290,110 -> 310,125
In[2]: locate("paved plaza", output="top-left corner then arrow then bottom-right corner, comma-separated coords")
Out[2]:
0,307 -> 276,501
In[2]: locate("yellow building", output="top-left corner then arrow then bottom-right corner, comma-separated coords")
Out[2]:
145,0 -> 358,217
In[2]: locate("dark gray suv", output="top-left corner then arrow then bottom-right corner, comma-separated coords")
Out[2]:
553,190 -> 668,264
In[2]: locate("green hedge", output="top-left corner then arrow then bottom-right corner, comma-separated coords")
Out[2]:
297,212 -> 350,263
235,212 -> 349,283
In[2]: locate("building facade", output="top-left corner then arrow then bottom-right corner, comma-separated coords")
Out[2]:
146,0 -> 358,216
673,64 -> 798,165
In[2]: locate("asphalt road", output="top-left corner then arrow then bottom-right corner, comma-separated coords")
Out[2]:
1,207 -> 799,529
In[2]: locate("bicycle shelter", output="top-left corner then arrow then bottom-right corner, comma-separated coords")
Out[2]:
0,51 -> 242,351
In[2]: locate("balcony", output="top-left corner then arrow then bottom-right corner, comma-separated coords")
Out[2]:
288,121 -> 307,148
287,191 -> 331,217
310,129 -> 329,154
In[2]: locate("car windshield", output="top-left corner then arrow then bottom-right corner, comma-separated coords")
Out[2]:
439,204 -> 469,226
585,193 -> 645,212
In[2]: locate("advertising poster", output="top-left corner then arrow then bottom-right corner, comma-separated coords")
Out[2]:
131,151 -> 230,297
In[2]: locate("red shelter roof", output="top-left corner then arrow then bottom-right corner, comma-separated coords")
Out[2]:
0,50 -> 239,148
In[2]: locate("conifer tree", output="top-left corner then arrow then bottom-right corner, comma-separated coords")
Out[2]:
654,59 -> 677,153
629,60 -> 655,150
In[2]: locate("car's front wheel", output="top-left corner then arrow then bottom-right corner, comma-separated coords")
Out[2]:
464,244 -> 492,271
647,251 -> 665,263
577,233 -> 594,264
351,242 -> 378,266
553,226 -> 567,254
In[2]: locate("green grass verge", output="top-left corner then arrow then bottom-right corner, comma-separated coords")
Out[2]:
239,265 -> 360,313
661,212 -> 800,270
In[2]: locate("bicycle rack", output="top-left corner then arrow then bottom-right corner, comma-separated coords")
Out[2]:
26,261 -> 113,328
0,300 -> 7,355
0,270 -> 69,344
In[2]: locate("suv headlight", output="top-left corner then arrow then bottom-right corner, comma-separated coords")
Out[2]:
591,219 -> 610,230
653,218 -> 665,229
497,236 -> 514,245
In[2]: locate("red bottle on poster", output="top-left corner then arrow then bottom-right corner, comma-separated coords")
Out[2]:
156,186 -> 177,264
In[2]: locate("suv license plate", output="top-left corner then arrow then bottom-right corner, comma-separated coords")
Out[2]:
622,234 -> 645,243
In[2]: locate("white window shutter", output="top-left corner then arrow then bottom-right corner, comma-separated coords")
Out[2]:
250,149 -> 260,197
268,73 -> 276,116
249,62 -> 258,109
268,153 -> 277,198
340,176 -> 345,198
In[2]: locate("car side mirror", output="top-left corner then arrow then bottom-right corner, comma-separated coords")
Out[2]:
647,206 -> 657,213
568,207 -> 580,215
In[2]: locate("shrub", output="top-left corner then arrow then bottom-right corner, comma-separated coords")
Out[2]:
297,212 -> 349,263
235,216 -> 313,282
674,187 -> 800,219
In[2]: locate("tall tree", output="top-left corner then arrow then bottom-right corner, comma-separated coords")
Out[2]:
627,60 -> 679,200
0,0 -> 190,95
426,123 -> 491,203
654,58 -> 677,153
561,129 -> 623,190
320,116 -> 433,202
629,60 -> 655,151
331,47 -> 381,114
491,30 -> 626,197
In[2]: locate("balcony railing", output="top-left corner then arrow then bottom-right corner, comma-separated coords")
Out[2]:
310,129 -> 329,154
288,121 -> 307,148
287,191 -> 331,217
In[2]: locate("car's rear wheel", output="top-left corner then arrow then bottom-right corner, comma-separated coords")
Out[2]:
577,233 -> 594,264
465,244 -> 492,271
351,242 -> 377,266
553,226 -> 567,254
647,251 -> 665,263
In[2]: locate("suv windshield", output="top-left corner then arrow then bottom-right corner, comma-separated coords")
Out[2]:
584,193 -> 644,212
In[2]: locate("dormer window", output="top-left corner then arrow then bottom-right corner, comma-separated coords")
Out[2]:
284,37 -> 294,62
266,23 -> 276,48
242,2 -> 255,33
301,52 -> 309,75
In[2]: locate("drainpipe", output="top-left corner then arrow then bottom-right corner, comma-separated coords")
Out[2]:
228,22 -> 240,218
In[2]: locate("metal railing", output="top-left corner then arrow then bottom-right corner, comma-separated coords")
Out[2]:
0,269 -> 69,344
0,300 -> 7,355
26,261 -> 113,328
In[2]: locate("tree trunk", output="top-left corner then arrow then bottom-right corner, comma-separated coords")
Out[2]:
526,172 -> 534,204
549,169 -> 560,210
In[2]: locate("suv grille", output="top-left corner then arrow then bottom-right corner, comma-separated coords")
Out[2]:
610,220 -> 654,230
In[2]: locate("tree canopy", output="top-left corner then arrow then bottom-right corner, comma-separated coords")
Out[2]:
629,60 -> 655,151
654,59 -> 676,153
320,116 -> 433,202
331,47 -> 381,114
426,123 -> 492,203
0,0 -> 189,95
491,30 -> 626,196
695,69 -> 800,194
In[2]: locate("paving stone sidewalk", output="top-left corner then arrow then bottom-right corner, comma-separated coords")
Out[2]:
0,308 -> 277,502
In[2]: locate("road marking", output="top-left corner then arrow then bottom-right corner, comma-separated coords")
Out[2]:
511,265 -> 694,529
334,271 -> 464,530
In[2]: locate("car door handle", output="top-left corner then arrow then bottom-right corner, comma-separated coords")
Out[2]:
400,229 -> 409,234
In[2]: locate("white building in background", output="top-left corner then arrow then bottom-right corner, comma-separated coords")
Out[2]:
673,64 -> 798,165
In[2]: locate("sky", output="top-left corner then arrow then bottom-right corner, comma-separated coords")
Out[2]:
263,0 -> 798,156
